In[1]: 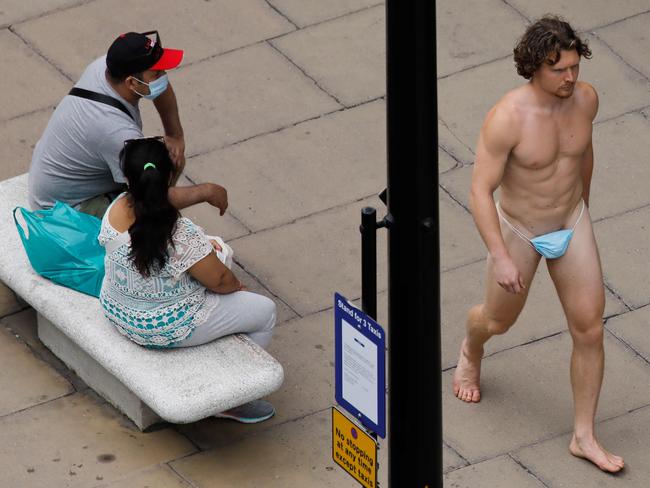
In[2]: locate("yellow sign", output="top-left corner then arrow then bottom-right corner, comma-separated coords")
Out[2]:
332,407 -> 377,488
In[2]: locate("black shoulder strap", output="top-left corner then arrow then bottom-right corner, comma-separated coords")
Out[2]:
68,87 -> 134,121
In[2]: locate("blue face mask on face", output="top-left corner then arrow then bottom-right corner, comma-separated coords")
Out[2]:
497,201 -> 586,259
131,74 -> 169,100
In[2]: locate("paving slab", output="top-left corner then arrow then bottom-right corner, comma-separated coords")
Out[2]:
439,164 -> 474,210
443,330 -> 650,462
513,405 -> 650,487
271,5 -> 385,106
596,12 -> 650,80
606,305 -> 650,363
580,34 -> 650,122
268,0 -> 382,27
229,191 -> 482,316
139,42 -> 341,157
172,410 -> 368,488
438,191 -> 488,271
595,206 -> 650,309
0,391 -> 196,488
185,100 -> 386,232
438,259 -> 627,369
436,0 -> 526,78
0,325 -> 72,416
438,57 -> 523,155
175,407 -> 467,487
0,308 -> 89,392
14,0 -> 295,79
439,121 -> 475,166
0,30 -> 70,122
0,108 -> 52,181
438,34 -> 650,155
0,0 -> 79,27
505,0 -> 650,31
438,148 -> 458,173
444,455 -> 546,488
0,280 -> 24,318
229,195 -> 388,316
97,465 -> 191,488
590,113 -> 650,221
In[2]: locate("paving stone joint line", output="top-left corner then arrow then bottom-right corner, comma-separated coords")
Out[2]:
178,2 -> 386,73
594,105 -> 650,126
604,326 -> 650,368
1,0 -> 95,30
507,452 -> 552,488
266,40 -> 345,107
439,118 -> 475,157
439,183 -> 470,214
185,95 -> 385,161
508,452 -> 553,487
264,0 -> 300,29
228,189 -> 382,240
7,26 -> 74,83
587,8 -> 650,33
447,403 -> 648,470
591,31 -> 650,84
230,258 -> 302,319
603,281 -> 633,313
500,0 -> 531,23
437,53 -> 513,81
166,462 -> 201,488
0,389 -> 76,420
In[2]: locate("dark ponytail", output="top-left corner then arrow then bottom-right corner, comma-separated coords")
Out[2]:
120,137 -> 180,277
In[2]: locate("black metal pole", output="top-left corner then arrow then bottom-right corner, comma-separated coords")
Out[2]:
386,0 -> 442,487
361,206 -> 378,320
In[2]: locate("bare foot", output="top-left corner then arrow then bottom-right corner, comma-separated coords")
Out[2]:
453,338 -> 482,403
569,434 -> 625,473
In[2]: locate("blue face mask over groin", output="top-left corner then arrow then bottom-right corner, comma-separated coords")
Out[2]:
497,201 -> 585,259
530,229 -> 575,259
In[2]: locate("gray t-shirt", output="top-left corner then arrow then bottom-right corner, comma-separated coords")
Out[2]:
28,56 -> 144,209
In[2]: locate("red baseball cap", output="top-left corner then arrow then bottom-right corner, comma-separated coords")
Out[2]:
107,31 -> 184,77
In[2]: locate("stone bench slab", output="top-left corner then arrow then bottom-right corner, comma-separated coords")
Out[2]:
0,174 -> 284,429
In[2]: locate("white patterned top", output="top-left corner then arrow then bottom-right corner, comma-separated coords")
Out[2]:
98,194 -> 219,348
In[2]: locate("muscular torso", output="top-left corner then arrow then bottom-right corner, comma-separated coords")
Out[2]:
498,82 -> 595,236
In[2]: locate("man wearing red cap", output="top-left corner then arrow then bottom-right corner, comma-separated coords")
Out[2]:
28,31 -> 228,218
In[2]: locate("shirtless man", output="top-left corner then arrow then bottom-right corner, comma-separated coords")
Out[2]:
452,16 -> 624,473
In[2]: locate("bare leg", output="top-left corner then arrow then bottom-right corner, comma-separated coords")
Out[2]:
546,206 -> 624,472
454,220 -> 541,403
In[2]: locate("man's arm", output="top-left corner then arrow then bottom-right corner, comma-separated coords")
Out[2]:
581,140 -> 593,207
168,183 -> 228,215
470,104 -> 524,294
581,84 -> 599,207
154,82 -> 185,177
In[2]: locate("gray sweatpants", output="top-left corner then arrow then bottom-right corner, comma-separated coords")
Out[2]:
171,291 -> 276,349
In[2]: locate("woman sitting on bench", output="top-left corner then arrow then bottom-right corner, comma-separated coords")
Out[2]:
98,136 -> 276,423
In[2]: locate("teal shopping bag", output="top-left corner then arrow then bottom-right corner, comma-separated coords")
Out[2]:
13,202 -> 105,297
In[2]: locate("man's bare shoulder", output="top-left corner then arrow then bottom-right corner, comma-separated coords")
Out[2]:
482,87 -> 528,140
574,81 -> 599,120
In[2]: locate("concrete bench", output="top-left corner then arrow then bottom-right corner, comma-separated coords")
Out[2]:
0,174 -> 284,430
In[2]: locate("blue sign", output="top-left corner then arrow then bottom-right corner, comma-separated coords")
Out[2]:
335,292 -> 386,438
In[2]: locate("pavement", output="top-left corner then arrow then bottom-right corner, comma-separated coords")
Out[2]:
1,0 -> 650,487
